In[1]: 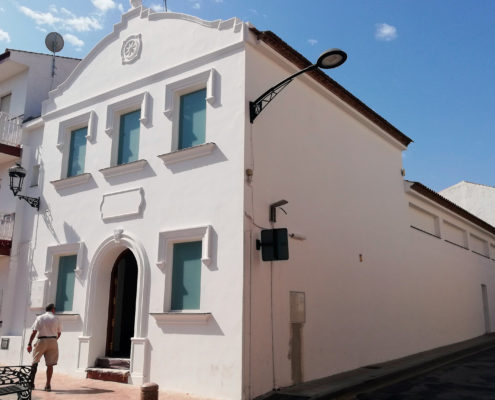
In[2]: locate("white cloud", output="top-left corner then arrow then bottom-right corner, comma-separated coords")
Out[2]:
64,16 -> 102,32
19,5 -> 103,33
307,39 -> 318,46
150,3 -> 165,12
49,5 -> 58,13
91,0 -> 117,12
193,2 -> 201,9
60,8 -> 75,17
19,6 -> 60,26
0,7 -> 5,12
375,23 -> 397,41
0,29 -> 11,43
64,33 -> 84,48
213,0 -> 223,3
35,26 -> 48,34
118,4 -> 125,12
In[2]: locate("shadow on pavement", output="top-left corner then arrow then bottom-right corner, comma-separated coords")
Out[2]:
37,387 -> 114,395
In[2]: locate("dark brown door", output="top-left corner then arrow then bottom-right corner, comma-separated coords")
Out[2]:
106,249 -> 138,357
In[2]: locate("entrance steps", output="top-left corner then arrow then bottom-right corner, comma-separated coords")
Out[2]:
86,357 -> 130,383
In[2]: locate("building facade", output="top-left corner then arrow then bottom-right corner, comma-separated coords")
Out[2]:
1,4 -> 494,400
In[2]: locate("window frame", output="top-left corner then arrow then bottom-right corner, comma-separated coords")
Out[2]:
177,88 -> 207,150
156,226 -> 212,312
54,254 -> 78,312
163,68 -> 218,152
45,242 -> 85,314
57,111 -> 95,179
117,109 -> 141,166
105,92 -> 150,167
0,93 -> 12,114
67,126 -> 88,177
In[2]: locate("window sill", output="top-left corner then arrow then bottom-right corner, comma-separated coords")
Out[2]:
150,312 -> 212,325
51,173 -> 92,190
99,159 -> 147,178
157,142 -> 216,165
35,313 -> 80,321
54,313 -> 80,321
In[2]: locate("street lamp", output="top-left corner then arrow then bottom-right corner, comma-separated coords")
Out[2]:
8,163 -> 40,210
249,48 -> 347,123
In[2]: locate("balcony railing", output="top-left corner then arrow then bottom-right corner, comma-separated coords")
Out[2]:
0,111 -> 22,147
0,213 -> 15,241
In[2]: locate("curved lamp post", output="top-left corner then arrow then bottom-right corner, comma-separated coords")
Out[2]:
8,163 -> 40,210
249,48 -> 347,123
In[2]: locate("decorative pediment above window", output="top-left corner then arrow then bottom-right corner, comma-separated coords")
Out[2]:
45,242 -> 85,279
156,225 -> 213,271
105,92 -> 151,136
163,68 -> 218,119
57,111 -> 97,151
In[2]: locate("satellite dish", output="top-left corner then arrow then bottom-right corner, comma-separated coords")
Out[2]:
45,32 -> 64,53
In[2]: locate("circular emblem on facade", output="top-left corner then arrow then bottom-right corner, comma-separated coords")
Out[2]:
121,34 -> 142,65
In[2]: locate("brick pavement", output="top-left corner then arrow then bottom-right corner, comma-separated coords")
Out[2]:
26,370 -> 217,400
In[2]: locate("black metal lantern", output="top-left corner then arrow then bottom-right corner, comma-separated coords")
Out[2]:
8,163 -> 40,210
8,163 -> 26,196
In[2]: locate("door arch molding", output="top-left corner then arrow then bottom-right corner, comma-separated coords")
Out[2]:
83,230 -> 150,339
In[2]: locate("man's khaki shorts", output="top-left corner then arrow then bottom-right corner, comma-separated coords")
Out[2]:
32,338 -> 59,366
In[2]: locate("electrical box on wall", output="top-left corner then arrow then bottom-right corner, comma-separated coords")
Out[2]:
256,228 -> 289,261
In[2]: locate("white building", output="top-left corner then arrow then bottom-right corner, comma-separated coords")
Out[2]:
0,48 -> 79,337
440,181 -> 495,227
1,4 -> 495,400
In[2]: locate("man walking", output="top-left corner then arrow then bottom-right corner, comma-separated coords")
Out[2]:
27,303 -> 62,391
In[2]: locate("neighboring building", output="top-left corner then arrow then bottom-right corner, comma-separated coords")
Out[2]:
0,49 -> 79,336
1,4 -> 495,400
440,181 -> 495,227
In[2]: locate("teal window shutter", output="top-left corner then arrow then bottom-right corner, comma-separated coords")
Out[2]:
178,89 -> 206,150
171,241 -> 202,310
118,109 -> 141,165
55,255 -> 77,312
67,127 -> 87,177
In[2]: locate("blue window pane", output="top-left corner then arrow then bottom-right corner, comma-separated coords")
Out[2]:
171,241 -> 202,310
118,110 -> 140,165
67,127 -> 87,177
179,89 -> 206,150
55,255 -> 76,312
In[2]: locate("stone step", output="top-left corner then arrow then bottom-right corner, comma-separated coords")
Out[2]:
86,367 -> 129,384
95,357 -> 130,370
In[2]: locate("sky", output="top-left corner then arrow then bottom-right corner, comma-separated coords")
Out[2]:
0,0 -> 494,192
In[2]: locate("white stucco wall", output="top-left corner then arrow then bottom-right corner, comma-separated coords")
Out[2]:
15,9 -> 247,400
0,70 -> 28,118
243,40 -> 495,398
9,51 -> 80,120
440,181 -> 495,227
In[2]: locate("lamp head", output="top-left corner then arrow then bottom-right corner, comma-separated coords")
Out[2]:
316,48 -> 347,69
8,163 -> 26,196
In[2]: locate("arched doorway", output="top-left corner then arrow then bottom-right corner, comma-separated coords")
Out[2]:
105,249 -> 138,357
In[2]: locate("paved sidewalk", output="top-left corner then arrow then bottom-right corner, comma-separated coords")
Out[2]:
259,333 -> 495,399
15,371 -> 217,400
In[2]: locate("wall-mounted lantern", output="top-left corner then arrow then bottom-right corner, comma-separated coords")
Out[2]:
8,163 -> 40,210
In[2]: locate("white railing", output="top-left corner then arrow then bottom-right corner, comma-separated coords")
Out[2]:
0,112 -> 22,147
0,213 -> 15,241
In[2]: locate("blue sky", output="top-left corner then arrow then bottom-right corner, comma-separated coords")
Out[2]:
0,0 -> 494,191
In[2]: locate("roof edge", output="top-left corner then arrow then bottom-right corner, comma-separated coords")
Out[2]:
408,181 -> 495,236
249,27 -> 413,148
0,50 -> 11,63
